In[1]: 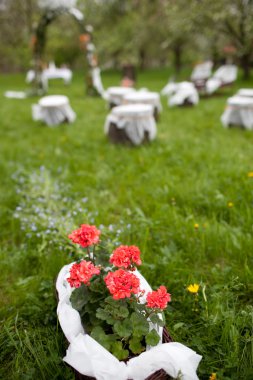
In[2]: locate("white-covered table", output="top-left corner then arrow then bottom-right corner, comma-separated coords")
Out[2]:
221,95 -> 253,129
123,91 -> 162,120
32,95 -> 76,126
26,66 -> 73,88
237,89 -> 253,97
104,104 -> 157,145
105,87 -> 136,107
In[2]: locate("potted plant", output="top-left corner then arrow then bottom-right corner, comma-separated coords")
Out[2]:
56,224 -> 202,380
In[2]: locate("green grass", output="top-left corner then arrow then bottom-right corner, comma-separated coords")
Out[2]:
0,68 -> 253,379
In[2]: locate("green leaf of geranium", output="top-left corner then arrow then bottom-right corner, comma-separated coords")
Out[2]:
145,329 -> 160,346
131,312 -> 149,337
70,285 -> 89,311
91,327 -> 116,351
89,277 -> 107,294
149,313 -> 165,327
96,308 -> 114,324
113,319 -> 132,338
111,341 -> 129,360
129,336 -> 145,354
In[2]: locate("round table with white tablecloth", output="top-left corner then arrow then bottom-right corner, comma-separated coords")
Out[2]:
32,95 -> 76,126
221,95 -> 253,130
104,104 -> 157,145
105,87 -> 136,108
123,91 -> 162,120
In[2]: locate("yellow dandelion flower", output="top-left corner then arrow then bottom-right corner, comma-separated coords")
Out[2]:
248,172 -> 253,178
187,284 -> 200,293
209,373 -> 217,380
194,223 -> 199,229
227,202 -> 233,208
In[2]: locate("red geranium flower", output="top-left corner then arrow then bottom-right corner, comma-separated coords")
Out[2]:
110,245 -> 142,268
67,260 -> 100,288
104,269 -> 140,300
146,286 -> 171,310
68,224 -> 100,248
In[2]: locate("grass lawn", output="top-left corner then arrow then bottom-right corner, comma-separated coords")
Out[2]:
0,68 -> 253,380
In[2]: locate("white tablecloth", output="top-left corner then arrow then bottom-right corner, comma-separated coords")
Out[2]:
32,95 -> 76,126
56,263 -> 202,380
104,104 -> 157,145
221,95 -> 253,129
123,91 -> 162,113
105,87 -> 136,106
26,67 -> 72,87
237,89 -> 253,97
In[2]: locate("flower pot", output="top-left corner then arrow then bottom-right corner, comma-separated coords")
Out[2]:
56,264 -> 201,380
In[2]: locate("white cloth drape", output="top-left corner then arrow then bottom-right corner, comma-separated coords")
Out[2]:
123,91 -> 162,113
221,96 -> 253,130
205,65 -> 237,94
191,61 -> 213,81
104,104 -> 157,145
56,263 -> 202,380
32,95 -> 76,126
161,82 -> 199,106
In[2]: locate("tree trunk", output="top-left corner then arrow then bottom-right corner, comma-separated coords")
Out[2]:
173,44 -> 182,75
241,53 -> 251,79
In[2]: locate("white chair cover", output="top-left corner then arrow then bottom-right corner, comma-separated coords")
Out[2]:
190,61 -> 213,81
206,65 -> 238,94
221,95 -> 253,129
56,263 -> 202,380
33,95 -> 76,126
104,104 -> 157,145
161,82 -> 177,96
168,82 -> 199,107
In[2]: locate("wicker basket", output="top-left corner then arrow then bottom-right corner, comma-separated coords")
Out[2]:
72,327 -> 173,380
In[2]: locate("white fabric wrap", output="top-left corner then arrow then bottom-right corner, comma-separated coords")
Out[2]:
92,68 -> 105,96
104,105 -> 157,145
33,95 -> 76,126
167,82 -> 199,107
38,0 -> 76,9
191,61 -> 213,81
221,96 -> 253,130
205,65 -> 238,94
56,263 -> 202,380
26,67 -> 72,86
123,91 -> 162,113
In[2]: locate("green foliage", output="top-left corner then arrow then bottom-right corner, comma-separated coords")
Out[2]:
145,329 -> 161,347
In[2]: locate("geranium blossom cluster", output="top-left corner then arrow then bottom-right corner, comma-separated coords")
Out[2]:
110,245 -> 142,268
67,224 -> 171,311
68,224 -> 100,247
104,269 -> 140,299
146,286 -> 171,310
67,260 -> 100,287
